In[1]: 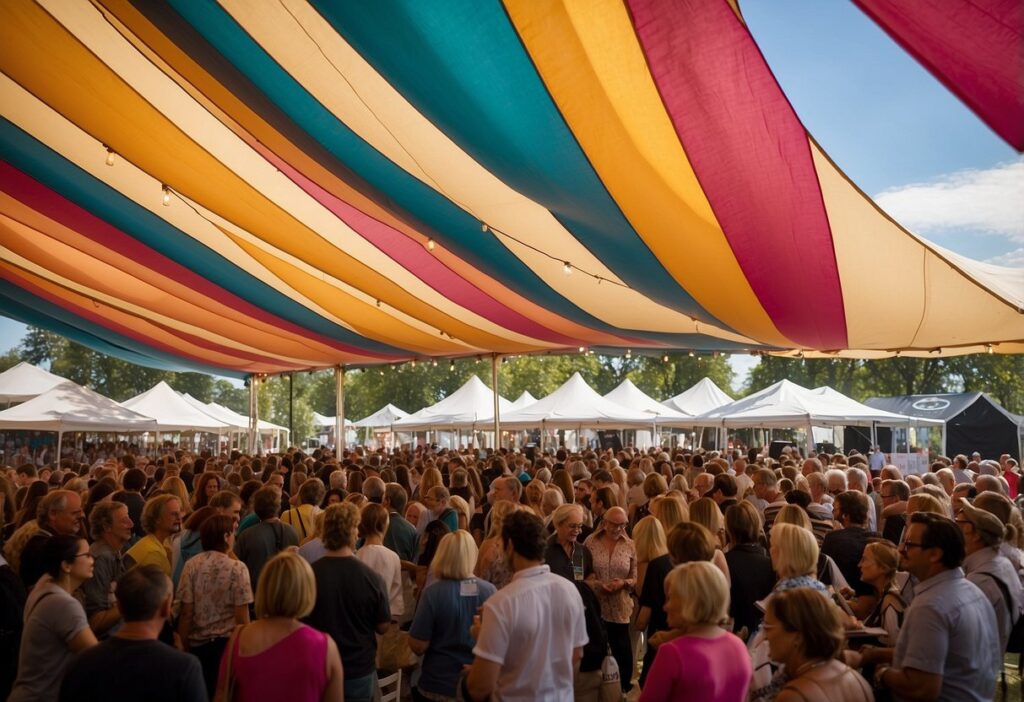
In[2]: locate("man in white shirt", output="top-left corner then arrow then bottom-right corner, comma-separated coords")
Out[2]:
467,511 -> 587,702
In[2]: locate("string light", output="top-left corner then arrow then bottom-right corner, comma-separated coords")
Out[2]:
562,261 -> 572,275
104,146 -> 115,166
161,185 -> 171,206
410,359 -> 417,368
376,299 -> 382,308
449,360 -> 455,372
688,351 -> 695,357
624,349 -> 632,358
662,354 -> 669,363
426,239 -> 435,251
987,344 -> 994,354
481,223 -> 489,232
578,346 -> 586,353
432,359 -> 438,367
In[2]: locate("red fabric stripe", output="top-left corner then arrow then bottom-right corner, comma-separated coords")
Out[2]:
626,0 -> 848,348
855,0 -> 1024,151
0,161 -> 391,359
253,143 -> 582,346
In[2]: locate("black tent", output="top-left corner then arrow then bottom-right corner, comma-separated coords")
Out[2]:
844,393 -> 1022,460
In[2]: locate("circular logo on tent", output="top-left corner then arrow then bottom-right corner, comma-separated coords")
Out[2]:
911,397 -> 950,412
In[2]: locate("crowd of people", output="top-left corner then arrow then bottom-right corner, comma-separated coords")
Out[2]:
0,441 -> 1021,701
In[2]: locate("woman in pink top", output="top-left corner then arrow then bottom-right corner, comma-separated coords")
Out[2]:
639,561 -> 751,702
216,552 -> 344,702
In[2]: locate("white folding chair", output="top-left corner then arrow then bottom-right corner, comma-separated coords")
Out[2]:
377,669 -> 402,702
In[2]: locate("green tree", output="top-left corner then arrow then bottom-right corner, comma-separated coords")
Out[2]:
18,328 -> 67,365
0,348 -> 21,373
746,357 -> 865,397
212,379 -> 248,413
629,353 -> 734,399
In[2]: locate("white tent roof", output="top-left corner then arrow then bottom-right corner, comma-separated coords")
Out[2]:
313,412 -> 355,429
121,382 -> 231,432
603,379 -> 693,428
500,372 -> 655,430
691,379 -> 944,429
179,393 -> 248,431
508,391 -> 537,411
0,381 -> 158,432
353,404 -> 409,428
393,376 -> 511,430
0,362 -> 69,404
207,402 -> 287,433
662,377 -> 734,416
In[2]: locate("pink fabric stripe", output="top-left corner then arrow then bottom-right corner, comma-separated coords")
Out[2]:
0,161 -> 391,359
253,143 -> 580,346
0,268 -> 303,373
626,0 -> 848,349
855,0 -> 1024,151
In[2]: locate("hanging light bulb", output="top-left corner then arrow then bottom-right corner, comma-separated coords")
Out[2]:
987,344 -> 994,354
662,354 -> 669,363
625,349 -> 632,358
562,261 -> 572,275
688,350 -> 695,358
104,146 -> 115,166
481,223 -> 489,232
161,185 -> 171,206
410,359 -> 417,368
379,368 -> 385,376
426,239 -> 435,251
578,346 -> 586,353
432,359 -> 438,367
449,360 -> 455,372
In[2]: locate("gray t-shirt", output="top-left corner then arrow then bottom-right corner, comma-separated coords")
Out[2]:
9,581 -> 90,702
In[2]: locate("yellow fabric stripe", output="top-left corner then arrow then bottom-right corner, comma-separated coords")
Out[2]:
503,0 -> 790,346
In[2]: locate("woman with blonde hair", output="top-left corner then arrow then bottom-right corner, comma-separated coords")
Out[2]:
638,562 -> 751,702
689,497 -> 726,548
763,588 -> 872,702
611,467 -> 629,508
524,479 -> 545,516
215,551 -> 343,702
854,541 -> 906,648
633,516 -> 673,688
651,495 -> 688,535
409,531 -> 496,700
541,487 -> 565,522
474,499 -> 519,589
774,505 -> 850,594
448,494 -> 471,532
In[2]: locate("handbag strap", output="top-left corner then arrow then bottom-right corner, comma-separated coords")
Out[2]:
219,623 -> 246,701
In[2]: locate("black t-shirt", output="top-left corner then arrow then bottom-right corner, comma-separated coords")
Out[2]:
113,491 -> 146,538
305,556 -> 390,679
638,554 -> 674,636
18,532 -> 51,589
544,535 -> 594,583
821,526 -> 876,596
59,637 -> 207,702
724,544 -> 777,634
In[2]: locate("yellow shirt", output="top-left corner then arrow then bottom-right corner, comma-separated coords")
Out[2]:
126,534 -> 172,576
280,504 -> 319,542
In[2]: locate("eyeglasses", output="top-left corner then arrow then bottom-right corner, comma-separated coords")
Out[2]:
606,521 -> 628,529
563,523 -> 584,530
73,552 -> 94,560
900,541 -> 926,550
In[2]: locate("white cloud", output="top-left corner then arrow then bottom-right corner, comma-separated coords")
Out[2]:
874,159 -> 1024,242
986,248 -> 1024,267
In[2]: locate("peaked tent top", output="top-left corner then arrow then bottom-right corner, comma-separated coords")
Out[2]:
121,381 -> 230,432
353,403 -> 409,428
501,372 -> 655,429
312,411 -> 355,429
693,379 -> 943,428
393,375 -> 510,430
0,362 -> 69,404
604,378 -> 692,427
180,392 -> 248,431
662,378 -> 734,416
508,391 -> 537,411
0,380 -> 157,432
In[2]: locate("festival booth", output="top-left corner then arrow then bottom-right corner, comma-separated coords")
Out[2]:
0,380 -> 158,458
350,404 -> 409,451
603,379 -> 692,449
0,362 -> 69,406
661,378 -> 736,449
121,381 -> 231,451
392,376 -> 511,449
691,380 -> 942,470
500,373 -> 656,450
311,411 -> 357,450
857,393 -> 1024,461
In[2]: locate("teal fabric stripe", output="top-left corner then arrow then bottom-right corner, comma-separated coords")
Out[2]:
0,119 -> 406,357
310,0 -> 727,330
0,283 -> 246,378
164,0 -> 722,342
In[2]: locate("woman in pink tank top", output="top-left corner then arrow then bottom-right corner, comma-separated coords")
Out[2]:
216,553 -> 344,702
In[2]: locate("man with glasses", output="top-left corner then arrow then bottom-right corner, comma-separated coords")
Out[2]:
871,512 -> 1000,702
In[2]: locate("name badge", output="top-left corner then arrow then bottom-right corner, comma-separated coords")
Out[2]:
572,549 -> 585,582
460,579 -> 479,597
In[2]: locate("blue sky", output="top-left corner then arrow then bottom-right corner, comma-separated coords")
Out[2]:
1,0 -> 1019,390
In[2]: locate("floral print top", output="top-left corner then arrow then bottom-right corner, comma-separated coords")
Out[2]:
175,550 -> 253,644
584,529 -> 637,624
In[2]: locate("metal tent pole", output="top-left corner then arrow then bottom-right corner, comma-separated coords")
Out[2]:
335,366 -> 345,461
491,354 -> 502,447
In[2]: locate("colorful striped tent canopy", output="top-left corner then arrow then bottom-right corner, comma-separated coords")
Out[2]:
1,0 -> 1021,380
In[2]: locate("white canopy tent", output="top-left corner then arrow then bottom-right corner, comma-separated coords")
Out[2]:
500,372 -> 655,431
603,379 -> 693,428
0,362 -> 69,405
662,377 -> 735,416
313,412 -> 356,429
0,380 -> 158,457
179,393 -> 248,431
353,404 -> 409,428
691,379 -> 943,455
121,382 -> 231,433
508,391 -> 537,411
393,376 -> 512,432
205,402 -> 289,452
